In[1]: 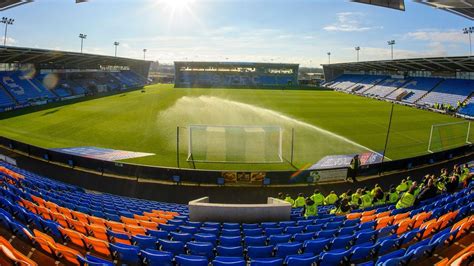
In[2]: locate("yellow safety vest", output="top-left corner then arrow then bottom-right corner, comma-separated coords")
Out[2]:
304,203 -> 318,217
284,197 -> 294,206
351,193 -> 361,206
294,197 -> 306,208
396,183 -> 408,193
360,194 -> 372,208
389,192 -> 398,204
310,193 -> 325,206
325,194 -> 338,205
396,192 -> 415,209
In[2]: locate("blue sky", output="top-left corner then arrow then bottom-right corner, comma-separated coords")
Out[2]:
1,0 -> 472,66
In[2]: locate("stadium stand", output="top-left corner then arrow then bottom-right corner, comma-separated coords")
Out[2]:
386,77 -> 444,103
0,160 -> 472,265
349,75 -> 388,93
418,79 -> 474,107
362,77 -> 411,98
0,71 -> 56,104
458,97 -> 474,117
0,85 -> 16,110
326,74 -> 366,91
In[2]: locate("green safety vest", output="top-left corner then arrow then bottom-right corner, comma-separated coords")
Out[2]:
437,180 -> 446,191
310,193 -> 325,206
304,203 -> 318,217
396,192 -> 415,209
461,167 -> 470,182
284,197 -> 294,206
414,187 -> 421,197
374,197 -> 385,206
325,194 -> 338,205
396,183 -> 408,193
407,180 -> 413,188
294,197 -> 306,208
388,192 -> 399,204
351,193 -> 361,206
360,194 -> 372,208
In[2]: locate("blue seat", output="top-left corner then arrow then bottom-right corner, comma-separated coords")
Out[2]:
187,241 -> 215,259
222,229 -> 241,236
203,222 -> 220,229
147,229 -> 169,239
324,221 -> 343,230
354,230 -> 377,245
268,234 -> 291,245
284,254 -> 318,266
179,226 -> 199,234
158,239 -> 185,255
275,242 -> 302,258
303,238 -> 330,254
382,253 -> 412,266
194,233 -> 217,245
349,243 -> 377,263
375,248 -> 405,265
160,223 -> 178,232
296,220 -> 313,226
319,249 -> 351,266
343,219 -> 360,227
141,249 -> 173,266
175,255 -> 209,266
216,245 -> 244,257
405,238 -> 429,256
378,225 -> 397,238
220,236 -> 241,247
244,228 -> 263,236
398,229 -> 423,246
338,225 -> 357,236
170,232 -> 193,242
244,236 -> 267,247
377,237 -> 400,255
280,221 -> 297,227
223,223 -> 240,229
213,256 -> 246,266
106,230 -> 130,243
285,226 -> 304,234
132,235 -> 157,250
316,229 -> 338,238
109,243 -> 140,265
243,223 -> 259,229
265,227 -> 284,236
359,221 -> 376,230
305,224 -> 323,233
250,258 -> 283,266
261,222 -> 278,229
248,245 -> 274,259
41,219 -> 63,242
293,232 -> 313,242
200,227 -> 219,235
77,254 -> 114,266
330,235 -> 354,250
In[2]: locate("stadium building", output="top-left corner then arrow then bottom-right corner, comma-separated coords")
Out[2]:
174,61 -> 299,88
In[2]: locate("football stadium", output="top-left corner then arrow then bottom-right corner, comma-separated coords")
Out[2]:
0,0 -> 473,266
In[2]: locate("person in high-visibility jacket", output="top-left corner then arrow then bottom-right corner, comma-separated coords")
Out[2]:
406,176 -> 413,188
303,198 -> 318,218
386,186 -> 399,204
396,185 -> 416,209
396,179 -> 408,193
351,188 -> 362,207
284,194 -> 294,206
371,184 -> 382,197
310,189 -> 325,206
293,193 -> 306,208
461,164 -> 470,183
278,192 -> 285,200
373,187 -> 385,206
324,191 -> 338,205
359,189 -> 373,209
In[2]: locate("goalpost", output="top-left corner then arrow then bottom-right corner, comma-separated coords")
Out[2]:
427,121 -> 472,153
187,125 -> 283,163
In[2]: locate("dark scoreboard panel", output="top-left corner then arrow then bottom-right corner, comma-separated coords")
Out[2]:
351,0 -> 405,11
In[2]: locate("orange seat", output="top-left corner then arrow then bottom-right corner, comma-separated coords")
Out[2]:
393,212 -> 410,223
36,205 -> 52,220
33,229 -> 55,254
88,216 -> 107,227
143,212 -> 159,218
0,236 -> 38,266
166,211 -> 179,217
57,207 -> 74,219
20,200 -> 38,214
107,221 -> 127,232
451,216 -> 474,239
396,218 -> 415,235
121,216 -> 140,226
376,216 -> 394,230
437,211 -> 459,230
139,220 -> 158,230
150,217 -> 168,225
51,212 -> 70,228
420,218 -> 442,239
134,214 -> 150,222
125,224 -> 147,236
67,218 -> 88,235
159,214 -> 174,220
44,201 -> 59,213
151,210 -> 165,215
361,215 -> 376,223
346,213 -> 362,220
87,224 -> 109,241
31,195 -> 46,207
108,230 -> 131,245
361,210 -> 376,216
413,212 -> 431,228
59,227 -> 86,248
375,211 -> 391,219
72,211 -> 90,224
438,243 -> 474,266
52,243 -> 82,266
82,236 -> 110,257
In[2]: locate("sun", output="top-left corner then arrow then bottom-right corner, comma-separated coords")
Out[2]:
160,0 -> 195,10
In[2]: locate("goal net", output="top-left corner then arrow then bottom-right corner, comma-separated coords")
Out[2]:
187,125 -> 283,163
428,121 -> 472,153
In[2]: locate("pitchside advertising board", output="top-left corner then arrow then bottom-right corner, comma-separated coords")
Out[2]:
307,151 -> 384,182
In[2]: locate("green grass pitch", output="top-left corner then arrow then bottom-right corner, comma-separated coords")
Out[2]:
0,84 -> 470,171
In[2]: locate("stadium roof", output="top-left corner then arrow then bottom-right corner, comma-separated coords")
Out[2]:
416,0 -> 474,20
0,46 -> 150,69
351,0 -> 405,11
174,61 -> 299,67
0,0 -> 31,11
322,56 -> 474,72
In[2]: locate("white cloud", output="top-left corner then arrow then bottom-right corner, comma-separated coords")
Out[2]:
323,12 -> 382,32
405,29 -> 467,44
0,37 -> 17,46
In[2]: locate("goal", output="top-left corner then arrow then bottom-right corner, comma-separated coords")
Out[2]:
187,125 -> 283,163
428,121 -> 472,153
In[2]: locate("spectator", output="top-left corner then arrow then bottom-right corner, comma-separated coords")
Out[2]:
445,174 -> 458,193
386,185 -> 399,204
293,193 -> 306,208
396,183 -> 417,209
351,188 -> 362,207
277,192 -> 284,200
303,197 -> 317,218
310,189 -> 325,206
396,179 -> 408,193
284,194 -> 294,206
415,178 -> 438,204
359,188 -> 373,208
348,154 -> 360,182
324,191 -> 338,205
